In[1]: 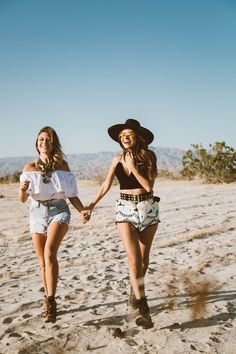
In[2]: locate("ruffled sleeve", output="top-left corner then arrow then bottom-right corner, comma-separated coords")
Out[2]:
53,171 -> 78,197
19,171 -> 78,198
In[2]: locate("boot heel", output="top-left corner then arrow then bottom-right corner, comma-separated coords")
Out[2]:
44,296 -> 57,323
135,297 -> 154,329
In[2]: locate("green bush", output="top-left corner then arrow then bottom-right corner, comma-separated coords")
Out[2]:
0,171 -> 21,184
181,142 -> 236,183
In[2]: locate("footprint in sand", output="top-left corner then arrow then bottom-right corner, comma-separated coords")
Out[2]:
65,244 -> 73,249
3,317 -> 16,324
8,333 -> 22,338
148,267 -> 155,274
227,301 -> 236,313
210,336 -> 221,343
22,313 -> 31,319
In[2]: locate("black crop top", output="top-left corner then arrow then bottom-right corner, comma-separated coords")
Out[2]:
115,162 -> 143,190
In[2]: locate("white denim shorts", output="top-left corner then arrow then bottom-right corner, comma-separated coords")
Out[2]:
29,199 -> 71,234
115,197 -> 160,232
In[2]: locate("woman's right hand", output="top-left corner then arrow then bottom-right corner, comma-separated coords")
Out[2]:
19,180 -> 30,202
20,180 -> 30,192
125,150 -> 135,170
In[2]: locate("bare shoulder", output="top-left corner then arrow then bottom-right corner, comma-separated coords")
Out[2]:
23,161 -> 38,172
112,154 -> 122,167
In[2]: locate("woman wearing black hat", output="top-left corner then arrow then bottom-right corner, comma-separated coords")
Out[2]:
88,119 -> 159,329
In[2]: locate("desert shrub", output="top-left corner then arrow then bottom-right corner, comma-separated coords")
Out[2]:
91,167 -> 118,186
0,171 -> 21,184
181,142 -> 236,183
92,167 -> 107,185
157,169 -> 181,180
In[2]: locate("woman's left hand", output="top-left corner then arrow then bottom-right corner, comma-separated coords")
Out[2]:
79,210 -> 90,224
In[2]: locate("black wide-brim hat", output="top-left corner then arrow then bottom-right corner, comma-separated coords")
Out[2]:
108,118 -> 154,145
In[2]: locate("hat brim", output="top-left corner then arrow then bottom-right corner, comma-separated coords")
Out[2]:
108,124 -> 154,145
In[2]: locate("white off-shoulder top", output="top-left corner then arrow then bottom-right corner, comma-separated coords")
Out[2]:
20,171 -> 78,201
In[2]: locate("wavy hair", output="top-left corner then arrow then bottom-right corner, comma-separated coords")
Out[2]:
119,131 -> 157,181
35,126 -> 66,171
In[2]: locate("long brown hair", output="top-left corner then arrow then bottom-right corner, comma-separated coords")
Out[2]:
35,126 -> 66,171
120,131 -> 157,181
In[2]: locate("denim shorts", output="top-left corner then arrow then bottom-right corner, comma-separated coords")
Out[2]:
29,199 -> 71,234
115,198 -> 160,232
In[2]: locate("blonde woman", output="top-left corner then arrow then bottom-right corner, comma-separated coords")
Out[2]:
88,119 -> 159,329
19,126 -> 88,323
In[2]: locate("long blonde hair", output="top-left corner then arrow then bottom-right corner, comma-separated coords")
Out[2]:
35,126 -> 66,172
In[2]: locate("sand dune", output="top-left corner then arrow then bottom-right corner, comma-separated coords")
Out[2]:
0,180 -> 236,354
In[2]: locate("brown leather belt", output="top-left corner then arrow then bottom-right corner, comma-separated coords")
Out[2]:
120,192 -> 153,203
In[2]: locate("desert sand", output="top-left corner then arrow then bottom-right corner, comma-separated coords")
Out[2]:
0,180 -> 236,354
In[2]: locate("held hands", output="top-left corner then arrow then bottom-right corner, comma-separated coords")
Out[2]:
79,208 -> 92,224
79,202 -> 95,224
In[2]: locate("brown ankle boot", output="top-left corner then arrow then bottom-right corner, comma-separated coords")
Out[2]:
135,297 -> 154,329
128,287 -> 138,309
42,295 -> 49,318
45,296 -> 57,323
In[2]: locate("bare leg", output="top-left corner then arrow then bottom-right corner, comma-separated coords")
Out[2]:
118,222 -> 158,329
138,224 -> 158,277
32,233 -> 48,295
117,222 -> 144,300
44,222 -> 68,297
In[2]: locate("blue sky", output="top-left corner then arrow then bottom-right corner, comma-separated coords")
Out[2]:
0,0 -> 235,158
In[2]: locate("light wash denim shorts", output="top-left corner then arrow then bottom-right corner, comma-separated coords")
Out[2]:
115,197 -> 160,232
29,199 -> 71,234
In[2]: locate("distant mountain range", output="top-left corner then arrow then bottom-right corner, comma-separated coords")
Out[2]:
0,147 -> 185,179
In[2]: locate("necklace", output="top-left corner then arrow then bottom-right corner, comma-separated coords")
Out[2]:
36,158 -> 53,184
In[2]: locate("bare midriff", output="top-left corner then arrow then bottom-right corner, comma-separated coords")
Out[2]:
120,188 -> 148,195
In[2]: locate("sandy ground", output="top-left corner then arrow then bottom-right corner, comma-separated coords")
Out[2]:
0,180 -> 236,354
